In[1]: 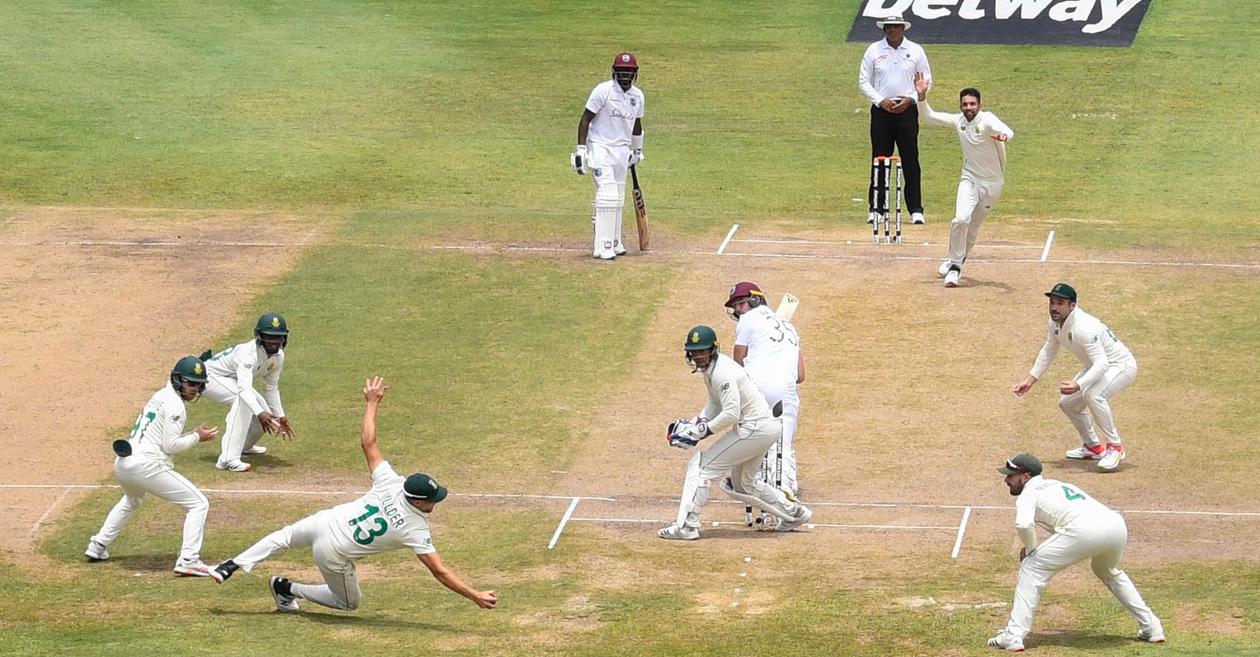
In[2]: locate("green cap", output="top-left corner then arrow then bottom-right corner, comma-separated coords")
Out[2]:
403,473 -> 448,503
684,325 -> 719,351
1044,283 -> 1077,302
998,453 -> 1043,476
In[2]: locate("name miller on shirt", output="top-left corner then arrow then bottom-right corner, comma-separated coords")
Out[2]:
848,0 -> 1151,47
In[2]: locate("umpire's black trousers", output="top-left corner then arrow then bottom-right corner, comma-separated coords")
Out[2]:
868,104 -> 923,214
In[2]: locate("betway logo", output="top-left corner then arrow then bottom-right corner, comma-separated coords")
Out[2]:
862,0 -> 1143,34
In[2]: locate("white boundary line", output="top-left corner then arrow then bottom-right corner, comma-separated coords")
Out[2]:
1040,230 -> 1055,262
951,506 -> 973,559
716,224 -> 740,255
547,497 -> 581,550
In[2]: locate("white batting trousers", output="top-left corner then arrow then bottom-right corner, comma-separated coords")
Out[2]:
673,418 -> 802,528
203,377 -> 268,464
757,392 -> 800,495
948,176 -> 1003,267
230,510 -> 362,611
1058,360 -> 1137,447
90,456 -> 209,565
1004,512 -> 1161,640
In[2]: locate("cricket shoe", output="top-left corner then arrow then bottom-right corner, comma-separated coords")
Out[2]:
613,240 -> 627,256
597,249 -> 616,261
270,576 -> 300,612
173,560 -> 213,577
938,260 -> 952,277
986,632 -> 1025,652
944,267 -> 961,288
84,540 -> 110,562
1098,445 -> 1127,471
209,560 -> 239,584
216,459 -> 252,472
244,445 -> 268,455
1138,626 -> 1166,643
658,524 -> 700,541
1065,443 -> 1106,460
775,504 -> 813,532
911,212 -> 926,225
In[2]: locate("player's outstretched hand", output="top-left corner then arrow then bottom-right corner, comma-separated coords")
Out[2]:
472,590 -> 498,609
195,424 -> 219,442
914,71 -> 929,97
257,412 -> 280,433
363,376 -> 388,403
275,417 -> 296,439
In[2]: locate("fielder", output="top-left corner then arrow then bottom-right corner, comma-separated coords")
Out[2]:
725,281 -> 805,495
210,376 -> 498,613
988,453 -> 1165,652
202,311 -> 295,472
659,326 -> 812,540
914,72 -> 1014,288
1012,284 -> 1137,471
571,51 -> 645,260
85,356 -> 220,576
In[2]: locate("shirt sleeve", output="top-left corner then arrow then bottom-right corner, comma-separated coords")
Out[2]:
234,350 -> 266,416
1075,325 -> 1111,390
159,404 -> 200,455
1014,492 -> 1038,550
704,368 -> 742,436
405,527 -> 437,555
371,460 -> 399,486
858,45 -> 883,106
584,85 -> 605,114
986,113 -> 1014,140
261,351 -> 285,417
921,101 -> 957,128
636,91 -> 645,119
734,317 -> 754,348
1029,322 -> 1060,380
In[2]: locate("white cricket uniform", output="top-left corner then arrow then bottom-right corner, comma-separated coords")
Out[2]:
89,383 -> 210,567
734,304 -> 802,493
921,101 -> 1014,267
584,79 -> 645,255
1029,307 -> 1137,448
203,339 -> 285,465
1002,475 -> 1162,641
672,354 -> 804,529
229,461 -> 436,610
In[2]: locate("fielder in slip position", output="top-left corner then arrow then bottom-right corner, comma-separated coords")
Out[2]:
1012,284 -> 1138,471
85,356 -> 219,577
202,311 -> 295,472
725,282 -> 805,496
914,72 -> 1014,288
987,453 -> 1164,652
571,52 -> 645,260
659,326 -> 812,540
210,376 -> 497,613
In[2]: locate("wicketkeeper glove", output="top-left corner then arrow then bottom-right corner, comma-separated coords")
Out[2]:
570,145 -> 587,175
666,419 -> 700,449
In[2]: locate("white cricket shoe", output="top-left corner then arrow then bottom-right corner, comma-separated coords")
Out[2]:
987,632 -> 1025,652
1098,445 -> 1127,471
775,504 -> 813,532
658,524 -> 700,541
937,260 -> 952,277
613,240 -> 627,256
270,576 -> 300,612
84,540 -> 110,562
598,249 -> 616,261
1138,626 -> 1166,643
867,211 -> 880,224
1065,444 -> 1106,460
216,460 -> 253,472
911,212 -> 926,225
173,560 -> 213,577
244,445 -> 267,455
944,268 -> 961,288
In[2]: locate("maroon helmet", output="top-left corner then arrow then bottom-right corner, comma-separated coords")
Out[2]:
612,52 -> 639,90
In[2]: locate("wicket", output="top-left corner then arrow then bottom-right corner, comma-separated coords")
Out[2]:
870,156 -> 903,244
745,438 -> 785,529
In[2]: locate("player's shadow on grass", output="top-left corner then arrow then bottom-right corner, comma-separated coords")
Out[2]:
959,276 -> 1015,293
198,453 -> 293,470
1050,457 -> 1141,474
1029,630 -> 1134,650
693,527 -> 794,540
109,553 -> 185,571
208,607 -> 458,631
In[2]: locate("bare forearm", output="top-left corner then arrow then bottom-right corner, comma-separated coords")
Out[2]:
434,568 -> 481,601
361,401 -> 380,450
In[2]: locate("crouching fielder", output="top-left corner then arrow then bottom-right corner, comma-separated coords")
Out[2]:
659,326 -> 812,540
210,376 -> 497,614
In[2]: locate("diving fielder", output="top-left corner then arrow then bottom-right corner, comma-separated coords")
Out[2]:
659,326 -> 812,540
85,356 -> 219,576
988,453 -> 1164,652
571,52 -> 645,260
725,282 -> 805,495
210,376 -> 498,613
1012,284 -> 1137,471
914,72 -> 1014,288
202,312 -> 294,472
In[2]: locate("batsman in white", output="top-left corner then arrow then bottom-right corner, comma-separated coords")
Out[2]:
724,282 -> 805,495
987,453 -> 1164,652
571,51 -> 645,260
659,326 -> 812,540
1012,284 -> 1138,471
85,356 -> 220,576
914,72 -> 1014,288
202,311 -> 295,472
209,376 -> 498,613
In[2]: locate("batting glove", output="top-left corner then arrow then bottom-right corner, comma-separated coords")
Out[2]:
628,149 -> 644,167
570,145 -> 587,175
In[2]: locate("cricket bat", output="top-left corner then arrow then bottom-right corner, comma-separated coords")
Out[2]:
630,165 -> 649,250
775,293 -> 799,321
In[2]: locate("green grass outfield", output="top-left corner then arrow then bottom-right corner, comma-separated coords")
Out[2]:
2,1 -> 1259,656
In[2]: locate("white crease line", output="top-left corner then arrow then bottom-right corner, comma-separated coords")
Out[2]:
951,507 -> 973,559
1040,230 -> 1055,262
547,497 -> 581,550
716,224 -> 740,255
0,484 -> 615,502
30,488 -> 72,537
0,240 -> 305,248
570,517 -> 956,530
734,238 -> 1042,250
706,250 -> 1260,270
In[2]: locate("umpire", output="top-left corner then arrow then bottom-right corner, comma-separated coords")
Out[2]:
859,14 -> 932,225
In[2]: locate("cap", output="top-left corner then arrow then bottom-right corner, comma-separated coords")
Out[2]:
997,453 -> 1043,477
1044,283 -> 1077,302
876,15 -> 912,29
724,281 -> 766,308
612,52 -> 638,69
403,473 -> 448,503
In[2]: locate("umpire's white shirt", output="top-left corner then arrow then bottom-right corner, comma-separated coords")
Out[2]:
698,353 -> 774,438
859,38 -> 931,106
734,305 -> 801,407
1030,307 -> 1135,390
585,80 -> 644,147
921,102 -> 1014,182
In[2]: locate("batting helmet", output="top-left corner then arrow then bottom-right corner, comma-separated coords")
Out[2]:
612,52 -> 638,90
